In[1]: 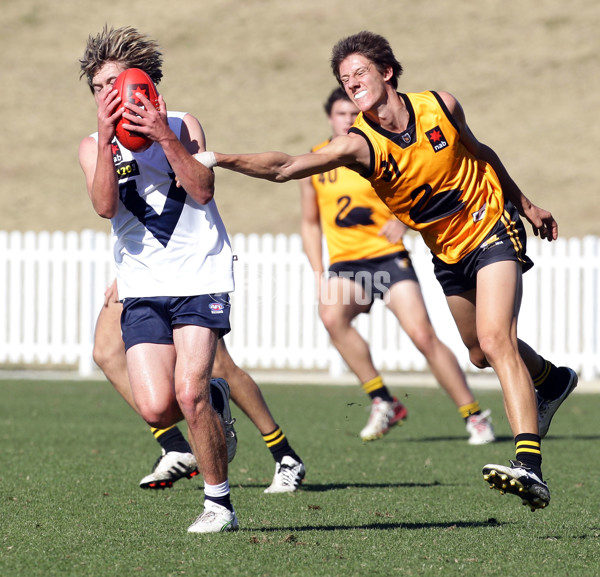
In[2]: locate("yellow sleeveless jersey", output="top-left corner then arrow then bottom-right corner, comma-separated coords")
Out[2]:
311,139 -> 406,265
349,91 -> 504,264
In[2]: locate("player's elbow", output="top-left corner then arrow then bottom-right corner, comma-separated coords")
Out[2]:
198,190 -> 215,205
186,169 -> 215,204
94,201 -> 117,219
193,182 -> 215,205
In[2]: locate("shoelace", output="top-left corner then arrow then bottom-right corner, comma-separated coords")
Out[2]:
196,510 -> 217,523
223,418 -> 236,436
368,400 -> 394,423
470,418 -> 489,432
469,410 -> 491,432
277,463 -> 302,487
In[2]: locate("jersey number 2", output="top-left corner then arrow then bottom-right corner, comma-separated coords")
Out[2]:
409,184 -> 464,224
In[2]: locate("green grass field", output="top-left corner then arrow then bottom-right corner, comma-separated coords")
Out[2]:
1,379 -> 598,577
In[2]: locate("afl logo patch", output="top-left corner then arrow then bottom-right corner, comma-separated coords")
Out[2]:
209,303 -> 225,314
425,126 -> 448,152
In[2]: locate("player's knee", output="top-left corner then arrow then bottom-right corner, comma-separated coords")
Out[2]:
93,335 -> 124,372
318,306 -> 333,329
476,334 -> 511,368
176,387 -> 211,418
138,404 -> 177,429
407,328 -> 437,357
469,347 -> 490,369
319,307 -> 344,335
92,341 -> 111,372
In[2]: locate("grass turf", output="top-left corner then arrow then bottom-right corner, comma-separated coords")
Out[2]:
1,379 -> 598,576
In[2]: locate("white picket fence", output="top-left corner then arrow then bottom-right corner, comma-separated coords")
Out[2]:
0,230 -> 598,381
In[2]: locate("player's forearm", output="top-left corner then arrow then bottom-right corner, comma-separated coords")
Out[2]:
478,143 -> 528,213
214,152 -> 295,183
160,135 -> 215,204
90,145 -> 120,219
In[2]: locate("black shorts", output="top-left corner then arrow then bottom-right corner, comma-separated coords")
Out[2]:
121,294 -> 231,351
432,201 -> 534,297
328,250 -> 419,303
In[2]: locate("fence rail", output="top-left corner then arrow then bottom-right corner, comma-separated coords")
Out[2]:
1,230 -> 598,381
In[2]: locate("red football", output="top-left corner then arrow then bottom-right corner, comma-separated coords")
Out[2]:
113,68 -> 160,152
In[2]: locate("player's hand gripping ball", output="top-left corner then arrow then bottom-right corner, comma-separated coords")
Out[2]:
113,68 -> 160,152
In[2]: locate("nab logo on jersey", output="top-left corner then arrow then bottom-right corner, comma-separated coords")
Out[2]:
425,126 -> 448,153
111,142 -> 123,164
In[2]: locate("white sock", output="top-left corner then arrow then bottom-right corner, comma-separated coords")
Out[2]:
204,480 -> 230,499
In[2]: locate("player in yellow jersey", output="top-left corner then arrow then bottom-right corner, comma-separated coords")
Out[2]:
196,31 -> 578,511
300,87 -> 495,445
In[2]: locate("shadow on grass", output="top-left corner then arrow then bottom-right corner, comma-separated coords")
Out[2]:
242,518 -> 506,532
233,480 -> 456,492
302,481 -> 452,492
403,434 -> 600,443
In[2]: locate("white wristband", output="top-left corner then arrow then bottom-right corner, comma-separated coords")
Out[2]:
194,151 -> 217,169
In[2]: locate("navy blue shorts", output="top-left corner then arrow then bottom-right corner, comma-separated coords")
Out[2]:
328,250 -> 419,302
121,294 -> 231,351
432,202 -> 534,297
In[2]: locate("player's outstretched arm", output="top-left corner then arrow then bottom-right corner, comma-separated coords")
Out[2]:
213,150 -> 332,183
201,133 -> 369,184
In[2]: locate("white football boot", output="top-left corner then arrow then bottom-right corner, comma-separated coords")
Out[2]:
188,500 -> 239,533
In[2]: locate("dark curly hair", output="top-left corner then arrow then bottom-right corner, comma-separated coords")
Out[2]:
331,31 -> 403,90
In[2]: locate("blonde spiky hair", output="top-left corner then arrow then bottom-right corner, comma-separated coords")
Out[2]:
79,25 -> 163,92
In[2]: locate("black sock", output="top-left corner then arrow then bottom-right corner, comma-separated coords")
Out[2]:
514,433 -> 543,479
362,376 -> 394,402
262,426 -> 301,463
533,360 -> 570,401
151,425 -> 191,454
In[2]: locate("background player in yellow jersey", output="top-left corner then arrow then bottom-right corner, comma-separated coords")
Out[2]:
300,87 -> 494,445
195,31 -> 578,511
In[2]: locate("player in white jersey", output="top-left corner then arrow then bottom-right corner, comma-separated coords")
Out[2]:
104,112 -> 234,299
78,25 -> 238,533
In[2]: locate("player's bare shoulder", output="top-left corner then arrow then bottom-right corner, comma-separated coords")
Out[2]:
321,132 -> 370,172
78,134 -> 99,171
436,91 -> 457,108
437,91 -> 464,122
180,112 -> 207,153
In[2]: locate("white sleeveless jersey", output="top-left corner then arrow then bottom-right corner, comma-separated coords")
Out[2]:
92,111 -> 234,298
